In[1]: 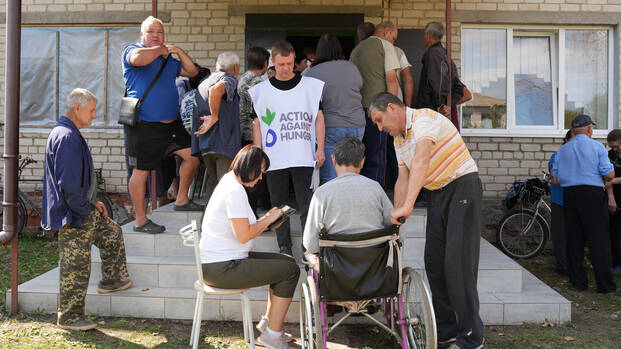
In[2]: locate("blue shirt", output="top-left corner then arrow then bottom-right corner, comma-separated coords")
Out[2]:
122,43 -> 182,122
548,152 -> 563,205
41,117 -> 94,230
552,134 -> 613,188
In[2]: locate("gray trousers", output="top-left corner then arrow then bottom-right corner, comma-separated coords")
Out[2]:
424,172 -> 484,349
202,153 -> 232,205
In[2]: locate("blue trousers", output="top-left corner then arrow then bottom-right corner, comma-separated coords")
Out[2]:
320,126 -> 365,184
360,109 -> 387,187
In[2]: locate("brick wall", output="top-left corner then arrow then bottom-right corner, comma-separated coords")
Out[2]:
0,0 -> 619,197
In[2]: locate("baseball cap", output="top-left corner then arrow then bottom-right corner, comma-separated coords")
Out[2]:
571,114 -> 595,129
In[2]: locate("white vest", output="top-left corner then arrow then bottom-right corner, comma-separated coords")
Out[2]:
249,76 -> 324,171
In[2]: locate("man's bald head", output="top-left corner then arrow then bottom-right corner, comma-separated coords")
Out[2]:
376,22 -> 398,43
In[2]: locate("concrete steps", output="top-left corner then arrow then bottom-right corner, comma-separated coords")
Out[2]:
7,203 -> 571,325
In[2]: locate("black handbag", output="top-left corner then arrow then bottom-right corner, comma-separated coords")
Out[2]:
118,56 -> 170,127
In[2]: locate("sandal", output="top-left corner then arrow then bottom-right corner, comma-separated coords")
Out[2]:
173,201 -> 205,211
134,219 -> 165,233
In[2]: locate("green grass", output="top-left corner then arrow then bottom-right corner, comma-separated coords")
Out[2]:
0,233 -> 59,313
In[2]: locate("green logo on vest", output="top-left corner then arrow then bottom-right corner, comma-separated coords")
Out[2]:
261,107 -> 276,126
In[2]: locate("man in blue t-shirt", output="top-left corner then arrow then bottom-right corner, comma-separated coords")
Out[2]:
548,130 -> 573,275
552,115 -> 618,294
123,16 -> 201,233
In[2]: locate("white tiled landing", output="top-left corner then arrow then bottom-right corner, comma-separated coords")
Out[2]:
8,204 -> 571,325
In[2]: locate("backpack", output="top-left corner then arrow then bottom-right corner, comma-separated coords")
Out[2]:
180,88 -> 199,134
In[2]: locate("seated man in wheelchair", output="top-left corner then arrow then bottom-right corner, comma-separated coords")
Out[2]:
303,136 -> 393,263
302,136 -> 395,309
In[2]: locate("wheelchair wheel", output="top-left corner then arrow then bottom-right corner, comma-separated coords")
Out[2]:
300,283 -> 314,349
403,268 -> 437,349
300,275 -> 323,349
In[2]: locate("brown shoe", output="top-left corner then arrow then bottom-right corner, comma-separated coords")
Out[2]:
97,278 -> 132,294
58,318 -> 97,331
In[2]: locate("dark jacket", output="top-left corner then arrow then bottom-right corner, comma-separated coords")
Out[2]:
191,70 -> 241,160
416,42 -> 464,110
41,116 -> 93,230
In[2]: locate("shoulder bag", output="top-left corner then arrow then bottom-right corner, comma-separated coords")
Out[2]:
118,55 -> 170,127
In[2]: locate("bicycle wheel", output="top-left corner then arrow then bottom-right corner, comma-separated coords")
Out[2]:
97,193 -> 114,221
496,209 -> 549,259
16,196 -> 27,235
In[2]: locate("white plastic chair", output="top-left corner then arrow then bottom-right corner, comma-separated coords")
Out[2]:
179,220 -> 255,349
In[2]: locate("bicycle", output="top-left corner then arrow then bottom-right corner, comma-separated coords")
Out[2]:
0,158 -> 119,238
496,173 -> 551,259
0,156 -> 42,236
95,168 -> 115,222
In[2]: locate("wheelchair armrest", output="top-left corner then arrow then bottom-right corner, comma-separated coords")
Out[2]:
319,225 -> 399,242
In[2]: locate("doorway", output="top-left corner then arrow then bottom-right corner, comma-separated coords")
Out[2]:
244,13 -> 363,64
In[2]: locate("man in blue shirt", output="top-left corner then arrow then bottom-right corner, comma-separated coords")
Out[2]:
548,130 -> 573,275
552,115 -> 618,294
43,88 -> 131,331
123,16 -> 200,234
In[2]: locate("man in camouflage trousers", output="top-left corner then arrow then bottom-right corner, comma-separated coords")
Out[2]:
42,88 -> 131,331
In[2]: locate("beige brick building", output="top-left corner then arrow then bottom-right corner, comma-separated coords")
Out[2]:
2,0 -> 619,198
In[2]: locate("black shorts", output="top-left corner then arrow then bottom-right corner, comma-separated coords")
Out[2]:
125,119 -> 191,171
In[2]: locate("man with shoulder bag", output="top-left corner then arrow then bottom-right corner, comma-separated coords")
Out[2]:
122,16 -> 201,234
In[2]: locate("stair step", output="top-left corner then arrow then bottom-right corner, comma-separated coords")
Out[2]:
89,237 -> 522,293
8,202 -> 572,325
119,208 -> 426,257
7,267 -> 570,325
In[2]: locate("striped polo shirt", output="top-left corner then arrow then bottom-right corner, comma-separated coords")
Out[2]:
394,107 -> 478,190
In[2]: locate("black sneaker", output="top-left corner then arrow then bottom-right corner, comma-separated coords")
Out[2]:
438,337 -> 457,349
279,246 -> 293,258
134,219 -> 165,234
174,201 -> 205,211
97,278 -> 132,294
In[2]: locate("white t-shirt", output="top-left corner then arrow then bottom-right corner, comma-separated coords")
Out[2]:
199,172 -> 257,263
248,76 -> 324,171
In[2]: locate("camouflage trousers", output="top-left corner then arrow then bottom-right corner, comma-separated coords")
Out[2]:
57,209 -> 128,325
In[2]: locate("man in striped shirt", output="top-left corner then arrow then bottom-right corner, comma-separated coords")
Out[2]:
369,92 -> 484,349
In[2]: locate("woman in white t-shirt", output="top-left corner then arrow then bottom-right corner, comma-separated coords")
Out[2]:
199,145 -> 299,349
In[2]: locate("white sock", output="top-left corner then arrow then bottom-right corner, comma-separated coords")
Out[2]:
266,327 -> 282,337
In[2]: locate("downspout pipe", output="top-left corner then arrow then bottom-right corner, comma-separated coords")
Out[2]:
1,0 -> 22,245
1,0 -> 22,316
150,0 -> 158,211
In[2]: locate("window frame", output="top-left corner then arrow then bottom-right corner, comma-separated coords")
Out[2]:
19,24 -> 140,131
460,24 -> 616,138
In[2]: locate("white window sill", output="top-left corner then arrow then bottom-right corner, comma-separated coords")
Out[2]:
461,128 -> 610,139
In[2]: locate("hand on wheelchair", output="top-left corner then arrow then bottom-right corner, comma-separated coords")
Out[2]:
305,253 -> 320,271
390,206 -> 410,225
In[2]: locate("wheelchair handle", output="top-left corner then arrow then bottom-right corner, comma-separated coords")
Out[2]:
397,217 -> 406,224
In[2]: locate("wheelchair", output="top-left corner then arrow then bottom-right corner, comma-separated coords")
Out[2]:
299,224 -> 437,349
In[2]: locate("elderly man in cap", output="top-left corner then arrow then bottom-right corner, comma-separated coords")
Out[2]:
552,114 -> 619,294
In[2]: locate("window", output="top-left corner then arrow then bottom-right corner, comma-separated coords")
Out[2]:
460,26 -> 614,136
20,26 -> 140,127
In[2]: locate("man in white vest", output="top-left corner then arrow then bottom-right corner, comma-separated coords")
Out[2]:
249,41 -> 326,257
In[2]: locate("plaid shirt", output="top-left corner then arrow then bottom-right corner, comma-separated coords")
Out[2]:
237,70 -> 265,142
